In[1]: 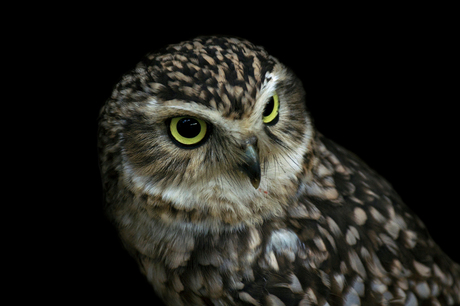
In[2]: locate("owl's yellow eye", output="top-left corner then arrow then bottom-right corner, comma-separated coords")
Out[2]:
263,93 -> 280,125
169,117 -> 209,148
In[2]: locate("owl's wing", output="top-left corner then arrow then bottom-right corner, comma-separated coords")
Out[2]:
243,135 -> 460,305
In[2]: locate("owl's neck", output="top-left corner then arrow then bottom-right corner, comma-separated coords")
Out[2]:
114,134 -> 351,265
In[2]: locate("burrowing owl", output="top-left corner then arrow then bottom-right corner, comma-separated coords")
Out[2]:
98,36 -> 460,305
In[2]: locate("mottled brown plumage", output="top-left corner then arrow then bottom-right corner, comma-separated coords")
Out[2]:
98,36 -> 460,305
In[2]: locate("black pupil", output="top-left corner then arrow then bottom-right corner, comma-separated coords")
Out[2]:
263,97 -> 275,117
177,118 -> 201,138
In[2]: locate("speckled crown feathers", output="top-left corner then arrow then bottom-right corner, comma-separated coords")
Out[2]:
117,36 -> 279,119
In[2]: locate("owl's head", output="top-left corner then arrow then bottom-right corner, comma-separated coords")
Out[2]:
99,37 -> 315,230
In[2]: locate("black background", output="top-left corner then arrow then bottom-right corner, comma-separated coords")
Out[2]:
46,8 -> 457,305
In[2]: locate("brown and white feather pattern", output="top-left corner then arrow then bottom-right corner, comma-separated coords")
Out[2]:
98,36 -> 460,306
126,136 -> 460,306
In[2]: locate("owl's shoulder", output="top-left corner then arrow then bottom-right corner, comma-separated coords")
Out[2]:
241,135 -> 460,305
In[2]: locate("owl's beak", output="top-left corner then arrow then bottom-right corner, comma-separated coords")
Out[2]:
240,137 -> 261,189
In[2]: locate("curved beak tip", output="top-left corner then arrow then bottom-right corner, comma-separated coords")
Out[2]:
250,177 -> 261,189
